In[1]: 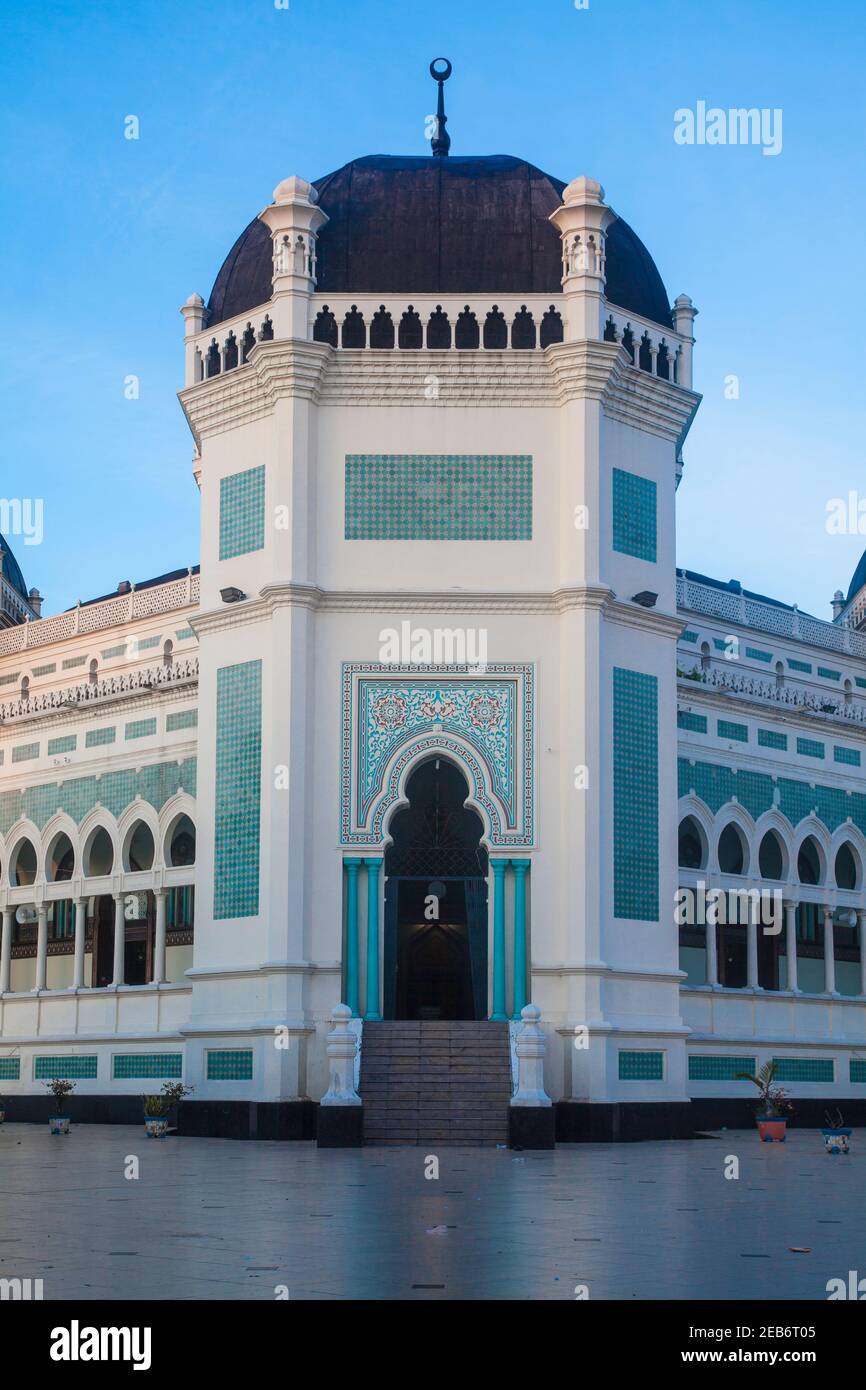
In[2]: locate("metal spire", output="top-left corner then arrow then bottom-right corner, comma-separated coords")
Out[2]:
429,57 -> 452,156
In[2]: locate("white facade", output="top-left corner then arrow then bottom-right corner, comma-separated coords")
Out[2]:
1,156 -> 864,1130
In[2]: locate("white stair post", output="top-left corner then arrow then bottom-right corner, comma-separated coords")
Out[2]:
320,1003 -> 361,1106
511,1004 -> 552,1107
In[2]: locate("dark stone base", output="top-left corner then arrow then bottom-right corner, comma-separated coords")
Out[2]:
317,1104 -> 364,1147
556,1101 -> 695,1143
178,1100 -> 317,1141
0,1096 -> 317,1140
509,1105 -> 556,1149
689,1097 -> 866,1132
2,1094 -> 145,1126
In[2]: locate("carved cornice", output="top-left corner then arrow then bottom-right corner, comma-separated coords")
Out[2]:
178,341 -> 332,443
547,339 -> 701,442
605,597 -> 684,639
177,335 -> 701,445
192,582 -> 685,632
319,348 -> 553,407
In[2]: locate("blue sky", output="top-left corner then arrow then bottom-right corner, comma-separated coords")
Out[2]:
2,0 -> 864,618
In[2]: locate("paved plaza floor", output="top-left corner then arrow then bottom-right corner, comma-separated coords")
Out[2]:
0,1123 -> 861,1300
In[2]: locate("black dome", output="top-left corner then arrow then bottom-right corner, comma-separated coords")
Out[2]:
0,534 -> 28,599
847,550 -> 866,603
206,155 -> 672,330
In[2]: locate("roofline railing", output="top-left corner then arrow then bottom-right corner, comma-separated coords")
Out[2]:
0,570 -> 199,660
677,572 -> 866,661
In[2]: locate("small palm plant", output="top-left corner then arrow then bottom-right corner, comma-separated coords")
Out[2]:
735,1060 -> 793,1118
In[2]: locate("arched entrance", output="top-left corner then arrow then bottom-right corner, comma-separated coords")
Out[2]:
384,757 -> 488,1020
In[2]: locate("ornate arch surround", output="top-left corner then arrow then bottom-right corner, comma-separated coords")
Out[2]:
340,661 -> 534,848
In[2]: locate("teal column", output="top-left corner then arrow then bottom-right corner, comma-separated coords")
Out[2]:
490,859 -> 508,1021
344,858 -> 363,1017
364,858 -> 383,1021
510,859 -> 530,1019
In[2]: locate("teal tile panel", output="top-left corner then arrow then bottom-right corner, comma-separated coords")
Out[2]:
219,465 -> 266,559
797,737 -> 825,760
345,454 -> 532,541
834,746 -> 861,767
612,467 -> 657,562
47,735 -> 77,756
113,1054 -> 183,1079
85,727 -> 116,748
12,743 -> 39,763
125,718 -> 157,740
0,758 -> 197,834
167,709 -> 198,732
718,720 -> 748,743
35,1055 -> 98,1080
772,1057 -> 833,1083
619,1051 -> 663,1080
689,1055 -> 756,1081
613,667 -> 658,920
678,711 -> 707,733
758,729 -> 787,750
207,1049 -> 253,1081
214,660 -> 261,919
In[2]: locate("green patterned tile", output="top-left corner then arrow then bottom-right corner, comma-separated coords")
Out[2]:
35,1055 -> 98,1080
220,465 -> 266,559
345,455 -> 532,540
612,467 -> 656,562
689,1055 -> 755,1081
613,668 -> 658,920
207,1049 -> 253,1081
619,1051 -> 663,1081
214,661 -> 261,919
113,1054 -> 183,1080
772,1057 -> 833,1083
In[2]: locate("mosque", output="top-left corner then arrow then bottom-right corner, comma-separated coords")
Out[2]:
1,63 -> 865,1142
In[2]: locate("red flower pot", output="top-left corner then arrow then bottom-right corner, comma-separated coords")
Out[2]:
756,1117 -> 787,1143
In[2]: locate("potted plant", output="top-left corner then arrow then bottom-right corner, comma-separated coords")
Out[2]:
45,1077 -> 75,1134
735,1061 -> 793,1142
821,1108 -> 851,1155
142,1093 -> 169,1138
143,1081 -> 193,1136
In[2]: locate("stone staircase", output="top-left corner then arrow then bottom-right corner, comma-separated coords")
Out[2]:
360,1020 -> 513,1145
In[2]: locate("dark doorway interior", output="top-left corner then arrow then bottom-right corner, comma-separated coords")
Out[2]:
384,759 -> 488,1020
92,896 -> 114,987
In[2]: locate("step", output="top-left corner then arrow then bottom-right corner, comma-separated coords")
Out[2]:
359,1020 -> 511,1146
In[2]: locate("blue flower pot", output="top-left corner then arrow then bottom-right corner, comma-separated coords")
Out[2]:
822,1127 -> 851,1154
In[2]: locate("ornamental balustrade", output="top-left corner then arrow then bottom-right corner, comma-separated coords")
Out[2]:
0,572 -> 199,659
602,311 -> 684,384
183,295 -> 692,388
677,665 -> 866,724
0,657 -> 198,724
678,572 -> 866,659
